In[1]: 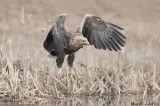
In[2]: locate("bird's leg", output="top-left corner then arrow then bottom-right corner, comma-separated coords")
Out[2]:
56,52 -> 65,78
69,67 -> 75,78
57,68 -> 63,78
67,53 -> 75,78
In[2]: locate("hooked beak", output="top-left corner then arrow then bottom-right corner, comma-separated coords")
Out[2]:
84,41 -> 90,46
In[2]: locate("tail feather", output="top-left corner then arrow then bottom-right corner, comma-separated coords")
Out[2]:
50,50 -> 58,56
46,49 -> 57,58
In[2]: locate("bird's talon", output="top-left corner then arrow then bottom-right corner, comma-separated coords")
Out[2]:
69,68 -> 76,78
57,69 -> 63,78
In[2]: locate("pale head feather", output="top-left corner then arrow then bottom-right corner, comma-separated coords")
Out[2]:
73,36 -> 88,46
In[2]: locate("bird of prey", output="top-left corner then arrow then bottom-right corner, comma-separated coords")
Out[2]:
43,13 -> 126,78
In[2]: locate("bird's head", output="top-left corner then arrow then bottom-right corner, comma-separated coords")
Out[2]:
73,35 -> 90,46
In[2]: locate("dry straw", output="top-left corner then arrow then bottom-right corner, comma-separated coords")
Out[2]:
0,7 -> 160,103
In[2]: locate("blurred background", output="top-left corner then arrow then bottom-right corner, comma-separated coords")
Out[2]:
1,0 -> 160,34
0,0 -> 160,70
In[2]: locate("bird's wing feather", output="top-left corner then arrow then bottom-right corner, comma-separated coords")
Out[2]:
43,14 -> 68,54
77,14 -> 126,51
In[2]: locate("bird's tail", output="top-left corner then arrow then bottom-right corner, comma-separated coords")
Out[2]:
46,49 -> 57,58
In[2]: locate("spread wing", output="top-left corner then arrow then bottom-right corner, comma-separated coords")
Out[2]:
77,14 -> 126,51
43,13 -> 68,54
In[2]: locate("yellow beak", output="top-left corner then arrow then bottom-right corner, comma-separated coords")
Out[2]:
85,41 -> 90,46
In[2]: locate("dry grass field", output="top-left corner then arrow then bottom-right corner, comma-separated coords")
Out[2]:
0,0 -> 160,104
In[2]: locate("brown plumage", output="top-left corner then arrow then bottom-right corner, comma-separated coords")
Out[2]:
43,13 -> 126,78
